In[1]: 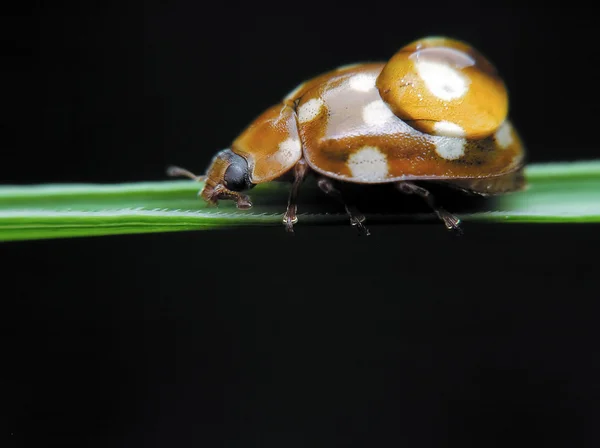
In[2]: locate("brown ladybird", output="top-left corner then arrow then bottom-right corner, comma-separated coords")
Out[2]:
168,36 -> 526,235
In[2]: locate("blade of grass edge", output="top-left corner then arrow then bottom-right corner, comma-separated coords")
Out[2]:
1,160 -> 599,242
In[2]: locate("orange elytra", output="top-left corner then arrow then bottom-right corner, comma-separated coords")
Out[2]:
376,36 -> 509,139
168,36 -> 525,235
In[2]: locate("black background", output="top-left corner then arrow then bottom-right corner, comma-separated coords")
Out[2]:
4,2 -> 600,447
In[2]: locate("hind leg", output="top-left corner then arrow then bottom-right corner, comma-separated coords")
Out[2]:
396,181 -> 462,233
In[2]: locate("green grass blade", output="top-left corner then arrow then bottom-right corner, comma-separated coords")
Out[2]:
1,160 -> 600,242
470,160 -> 600,223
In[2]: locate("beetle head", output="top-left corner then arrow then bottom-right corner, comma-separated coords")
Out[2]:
200,149 -> 254,209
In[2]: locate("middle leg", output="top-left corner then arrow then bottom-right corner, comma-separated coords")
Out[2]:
317,177 -> 370,235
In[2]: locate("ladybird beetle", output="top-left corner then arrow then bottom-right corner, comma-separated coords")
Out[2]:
168,36 -> 526,235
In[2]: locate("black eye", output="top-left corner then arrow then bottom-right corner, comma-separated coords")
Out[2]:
223,151 -> 252,192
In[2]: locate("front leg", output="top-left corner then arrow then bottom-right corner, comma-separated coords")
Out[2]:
283,159 -> 309,233
210,184 -> 253,209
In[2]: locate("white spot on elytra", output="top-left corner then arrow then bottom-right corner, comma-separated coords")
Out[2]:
276,138 -> 302,164
433,121 -> 466,137
415,60 -> 469,101
432,136 -> 466,160
297,98 -> 324,123
284,82 -> 305,101
348,73 -> 377,92
495,121 -> 514,149
347,146 -> 389,181
362,100 -> 395,126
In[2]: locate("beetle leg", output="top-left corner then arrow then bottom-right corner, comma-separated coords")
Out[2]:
317,177 -> 370,236
395,181 -> 462,234
283,159 -> 309,233
210,184 -> 253,209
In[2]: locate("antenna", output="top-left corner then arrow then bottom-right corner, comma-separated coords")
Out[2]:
166,165 -> 206,182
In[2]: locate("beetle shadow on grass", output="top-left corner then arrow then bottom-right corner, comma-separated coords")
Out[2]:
258,177 -> 499,225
